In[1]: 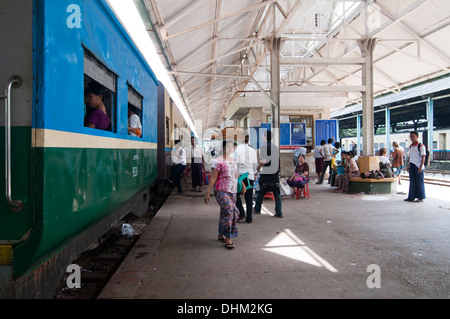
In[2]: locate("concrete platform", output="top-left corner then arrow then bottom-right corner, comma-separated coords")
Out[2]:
99,182 -> 450,299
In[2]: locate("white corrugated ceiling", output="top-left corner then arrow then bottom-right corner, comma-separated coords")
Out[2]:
135,0 -> 450,131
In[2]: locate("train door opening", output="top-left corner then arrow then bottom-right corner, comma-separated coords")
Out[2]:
0,0 -> 35,241
0,0 -> 35,298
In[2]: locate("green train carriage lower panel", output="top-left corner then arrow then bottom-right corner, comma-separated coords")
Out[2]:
13,146 -> 157,278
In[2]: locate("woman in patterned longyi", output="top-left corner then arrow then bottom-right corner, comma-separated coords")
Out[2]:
204,140 -> 245,250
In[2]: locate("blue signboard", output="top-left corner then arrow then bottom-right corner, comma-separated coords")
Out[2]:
291,122 -> 306,146
315,119 -> 337,146
280,123 -> 291,146
258,123 -> 306,146
249,124 -> 272,149
260,123 -> 271,132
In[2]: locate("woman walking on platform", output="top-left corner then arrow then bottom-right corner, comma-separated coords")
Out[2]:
204,140 -> 244,250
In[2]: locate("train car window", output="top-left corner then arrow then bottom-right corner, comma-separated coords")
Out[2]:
84,50 -> 117,132
127,84 -> 143,138
166,117 -> 170,145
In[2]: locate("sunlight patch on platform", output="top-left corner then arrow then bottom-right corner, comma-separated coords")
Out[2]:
260,205 -> 274,216
263,229 -> 338,273
361,195 -> 390,201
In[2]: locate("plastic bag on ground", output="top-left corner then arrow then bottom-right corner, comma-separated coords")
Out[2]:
122,223 -> 134,237
279,178 -> 292,196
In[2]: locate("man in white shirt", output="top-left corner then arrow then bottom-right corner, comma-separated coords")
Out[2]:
128,106 -> 142,137
378,148 -> 391,166
314,140 -> 325,183
404,131 -> 426,203
170,139 -> 187,195
234,135 -> 258,223
317,138 -> 336,184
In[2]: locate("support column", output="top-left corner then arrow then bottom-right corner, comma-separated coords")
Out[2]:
358,38 -> 376,156
427,97 -> 434,159
336,119 -> 340,145
270,37 -> 281,149
385,107 -> 390,151
357,114 -> 361,156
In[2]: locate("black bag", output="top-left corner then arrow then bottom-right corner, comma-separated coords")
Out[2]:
260,172 -> 280,192
379,162 -> 393,178
416,143 -> 430,166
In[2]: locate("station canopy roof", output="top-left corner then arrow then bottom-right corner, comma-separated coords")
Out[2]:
135,0 -> 450,132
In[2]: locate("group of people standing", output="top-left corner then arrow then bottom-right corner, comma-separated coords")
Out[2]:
169,136 -> 204,195
314,138 -> 340,185
310,131 -> 426,202
203,131 -> 282,250
169,129 -> 427,251
312,138 -> 359,193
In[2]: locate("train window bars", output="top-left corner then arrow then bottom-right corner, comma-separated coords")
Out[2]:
127,83 -> 143,138
83,49 -> 117,132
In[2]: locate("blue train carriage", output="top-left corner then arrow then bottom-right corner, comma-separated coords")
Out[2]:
0,0 -> 159,298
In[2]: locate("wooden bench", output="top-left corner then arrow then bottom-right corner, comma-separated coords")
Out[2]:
348,156 -> 397,194
348,177 -> 397,194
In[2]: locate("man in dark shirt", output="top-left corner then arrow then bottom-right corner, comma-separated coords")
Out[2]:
253,131 -> 283,218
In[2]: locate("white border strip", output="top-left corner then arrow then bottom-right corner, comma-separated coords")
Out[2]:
32,129 -> 157,149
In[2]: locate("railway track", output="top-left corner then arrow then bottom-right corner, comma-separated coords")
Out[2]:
400,169 -> 450,187
53,186 -> 172,299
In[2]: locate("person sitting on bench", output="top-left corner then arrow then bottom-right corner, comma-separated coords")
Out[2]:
335,151 -> 359,193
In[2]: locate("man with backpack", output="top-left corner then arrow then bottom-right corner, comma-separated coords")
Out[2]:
404,131 -> 427,203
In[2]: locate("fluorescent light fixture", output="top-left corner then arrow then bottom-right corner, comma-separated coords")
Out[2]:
106,0 -> 198,137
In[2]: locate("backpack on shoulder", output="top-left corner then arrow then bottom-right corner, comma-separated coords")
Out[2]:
412,143 -> 430,166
